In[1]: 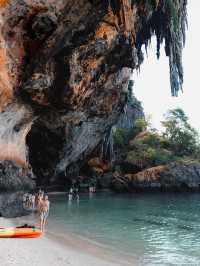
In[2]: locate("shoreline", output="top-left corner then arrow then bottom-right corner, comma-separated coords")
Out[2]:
46,227 -> 135,266
0,216 -> 135,266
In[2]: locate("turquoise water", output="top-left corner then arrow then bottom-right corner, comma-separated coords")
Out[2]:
48,192 -> 200,265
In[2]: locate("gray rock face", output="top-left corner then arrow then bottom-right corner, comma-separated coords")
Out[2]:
0,161 -> 35,192
0,1 -> 187,188
117,103 -> 143,129
0,192 -> 30,218
160,162 -> 200,191
116,92 -> 144,130
111,162 -> 200,192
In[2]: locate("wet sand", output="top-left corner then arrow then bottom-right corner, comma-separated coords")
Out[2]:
0,217 -> 134,266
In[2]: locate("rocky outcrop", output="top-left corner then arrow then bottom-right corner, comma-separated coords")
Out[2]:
0,160 -> 35,191
88,157 -> 111,173
0,191 -> 29,218
0,1 -> 187,188
116,81 -> 144,130
112,161 -> 200,192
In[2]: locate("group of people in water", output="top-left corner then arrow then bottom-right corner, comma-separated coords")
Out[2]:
68,185 -> 96,201
68,187 -> 79,201
23,184 -> 96,232
23,189 -> 50,232
23,193 -> 36,209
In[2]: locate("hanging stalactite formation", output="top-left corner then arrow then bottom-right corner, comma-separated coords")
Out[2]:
137,0 -> 187,96
0,0 -> 188,189
107,0 -> 188,96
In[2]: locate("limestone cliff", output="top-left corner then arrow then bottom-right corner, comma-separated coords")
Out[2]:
112,162 -> 200,192
0,0 -> 187,189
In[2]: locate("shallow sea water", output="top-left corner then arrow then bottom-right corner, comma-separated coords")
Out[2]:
48,192 -> 200,266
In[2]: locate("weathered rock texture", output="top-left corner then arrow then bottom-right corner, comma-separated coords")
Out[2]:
0,191 -> 30,217
112,162 -> 200,192
0,160 -> 35,191
116,83 -> 144,130
0,1 -> 187,188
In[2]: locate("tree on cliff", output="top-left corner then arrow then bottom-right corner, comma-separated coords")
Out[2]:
0,0 -> 188,190
162,108 -> 200,157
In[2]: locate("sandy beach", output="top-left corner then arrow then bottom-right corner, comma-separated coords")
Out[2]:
0,217 -> 134,266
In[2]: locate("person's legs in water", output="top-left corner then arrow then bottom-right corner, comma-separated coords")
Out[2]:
40,212 -> 43,231
40,212 -> 45,231
43,213 -> 48,231
38,211 -> 48,231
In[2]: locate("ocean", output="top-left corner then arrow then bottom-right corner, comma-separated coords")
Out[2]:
47,192 -> 200,265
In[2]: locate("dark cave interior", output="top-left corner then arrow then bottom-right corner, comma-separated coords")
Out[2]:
26,121 -> 65,187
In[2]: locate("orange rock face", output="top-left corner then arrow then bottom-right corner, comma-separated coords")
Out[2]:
0,1 -> 187,186
0,0 -> 9,8
88,157 -> 110,173
127,165 -> 168,183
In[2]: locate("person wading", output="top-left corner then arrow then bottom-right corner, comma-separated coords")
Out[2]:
39,195 -> 50,232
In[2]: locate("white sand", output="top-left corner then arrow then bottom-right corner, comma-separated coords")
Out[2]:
0,218 -> 134,266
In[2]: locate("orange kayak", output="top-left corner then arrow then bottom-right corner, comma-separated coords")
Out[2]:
0,227 -> 42,238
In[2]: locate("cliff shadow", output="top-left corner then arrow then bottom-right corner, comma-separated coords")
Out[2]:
26,121 -> 65,187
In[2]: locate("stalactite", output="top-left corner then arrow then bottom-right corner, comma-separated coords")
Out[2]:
135,0 -> 187,96
163,0 -> 187,96
109,0 -> 136,41
108,0 -> 187,96
0,0 -> 188,186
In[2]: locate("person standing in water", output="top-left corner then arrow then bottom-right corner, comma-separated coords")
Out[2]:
39,195 -> 50,232
31,194 -> 36,209
74,188 -> 79,201
37,190 -> 44,209
68,188 -> 73,201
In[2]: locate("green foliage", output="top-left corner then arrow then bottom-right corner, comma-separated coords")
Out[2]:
162,108 -> 200,157
146,0 -> 158,10
135,118 -> 148,131
113,118 -> 147,148
123,107 -> 200,169
126,145 -> 151,168
173,156 -> 200,165
127,80 -> 142,109
164,0 -> 178,29
125,108 -> 200,169
113,128 -> 128,147
128,130 -> 174,168
131,118 -> 148,137
141,132 -> 161,147
152,148 -> 174,165
114,107 -> 200,173
127,142 -> 173,169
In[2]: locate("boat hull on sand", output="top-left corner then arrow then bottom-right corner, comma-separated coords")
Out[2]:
0,228 -> 42,238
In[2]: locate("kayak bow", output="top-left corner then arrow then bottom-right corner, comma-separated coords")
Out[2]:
0,227 -> 42,238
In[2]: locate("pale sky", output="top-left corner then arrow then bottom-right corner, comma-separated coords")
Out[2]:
133,0 -> 200,132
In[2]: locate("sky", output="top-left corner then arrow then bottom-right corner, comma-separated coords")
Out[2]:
133,0 -> 199,132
